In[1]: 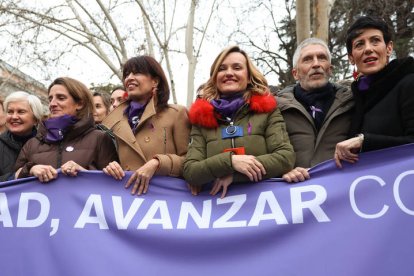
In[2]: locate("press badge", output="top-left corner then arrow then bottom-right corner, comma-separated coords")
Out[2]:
221,125 -> 244,139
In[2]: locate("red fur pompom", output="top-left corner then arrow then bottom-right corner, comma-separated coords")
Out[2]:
189,99 -> 218,128
249,92 -> 277,113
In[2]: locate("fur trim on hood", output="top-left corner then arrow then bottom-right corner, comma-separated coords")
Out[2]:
189,93 -> 277,128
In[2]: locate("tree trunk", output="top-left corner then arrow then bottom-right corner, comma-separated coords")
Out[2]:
296,0 -> 311,45
185,0 -> 197,107
141,5 -> 154,57
313,0 -> 332,43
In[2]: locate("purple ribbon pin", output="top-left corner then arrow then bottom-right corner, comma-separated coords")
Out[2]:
310,106 -> 322,119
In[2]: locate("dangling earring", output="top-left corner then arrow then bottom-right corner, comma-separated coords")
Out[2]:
152,86 -> 158,96
352,65 -> 360,80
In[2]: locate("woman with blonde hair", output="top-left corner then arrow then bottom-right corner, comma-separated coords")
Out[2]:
15,77 -> 118,182
184,45 -> 295,198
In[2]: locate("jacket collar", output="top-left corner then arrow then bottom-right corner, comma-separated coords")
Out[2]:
101,96 -> 157,162
103,96 -> 157,130
0,131 -> 24,150
278,83 -> 352,110
189,93 -> 277,128
37,115 -> 94,143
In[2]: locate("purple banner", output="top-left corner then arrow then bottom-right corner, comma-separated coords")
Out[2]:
1,144 -> 414,276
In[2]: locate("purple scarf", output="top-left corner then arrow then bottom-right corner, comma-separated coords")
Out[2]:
44,114 -> 78,143
357,75 -> 373,91
124,101 -> 147,133
210,92 -> 245,119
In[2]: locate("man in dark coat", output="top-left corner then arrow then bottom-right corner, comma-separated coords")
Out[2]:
277,38 -> 354,182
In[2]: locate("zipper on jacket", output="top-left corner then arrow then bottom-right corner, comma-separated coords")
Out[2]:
57,143 -> 63,167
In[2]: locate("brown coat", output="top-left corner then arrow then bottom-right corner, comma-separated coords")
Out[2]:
15,116 -> 118,177
102,97 -> 191,177
277,83 -> 354,167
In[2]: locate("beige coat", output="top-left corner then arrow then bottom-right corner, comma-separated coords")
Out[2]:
102,97 -> 191,177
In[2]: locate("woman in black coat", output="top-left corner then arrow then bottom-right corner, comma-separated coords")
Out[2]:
334,16 -> 414,167
0,92 -> 44,181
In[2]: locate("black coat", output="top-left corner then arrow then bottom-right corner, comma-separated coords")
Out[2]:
0,131 -> 34,181
349,57 -> 414,152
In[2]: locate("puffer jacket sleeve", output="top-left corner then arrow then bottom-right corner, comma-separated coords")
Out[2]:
153,106 -> 191,177
0,141 -> 17,181
95,130 -> 119,169
183,125 -> 234,186
14,139 -> 36,178
233,108 -> 295,183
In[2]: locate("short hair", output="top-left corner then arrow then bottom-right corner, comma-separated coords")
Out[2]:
4,91 -> 45,122
202,45 -> 268,101
48,77 -> 94,119
93,91 -> 111,112
346,15 -> 392,54
0,98 -> 3,112
292,38 -> 332,68
122,56 -> 169,111
110,86 -> 125,95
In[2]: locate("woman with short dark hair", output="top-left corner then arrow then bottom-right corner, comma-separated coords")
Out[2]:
335,16 -> 414,167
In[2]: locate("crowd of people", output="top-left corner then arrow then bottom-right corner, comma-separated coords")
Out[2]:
0,16 -> 413,198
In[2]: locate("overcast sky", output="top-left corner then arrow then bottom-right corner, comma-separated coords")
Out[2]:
2,0 -> 285,105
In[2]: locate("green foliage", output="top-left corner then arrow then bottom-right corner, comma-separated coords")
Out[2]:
89,83 -> 121,94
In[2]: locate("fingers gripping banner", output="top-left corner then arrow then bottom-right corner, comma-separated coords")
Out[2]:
1,144 -> 414,276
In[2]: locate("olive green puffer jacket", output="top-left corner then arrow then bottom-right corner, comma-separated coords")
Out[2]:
184,93 -> 295,186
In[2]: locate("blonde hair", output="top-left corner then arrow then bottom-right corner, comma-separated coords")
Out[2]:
202,45 -> 268,101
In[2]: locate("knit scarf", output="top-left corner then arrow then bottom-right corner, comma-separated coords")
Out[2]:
357,75 -> 374,91
44,114 -> 78,143
210,92 -> 245,119
294,83 -> 335,130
